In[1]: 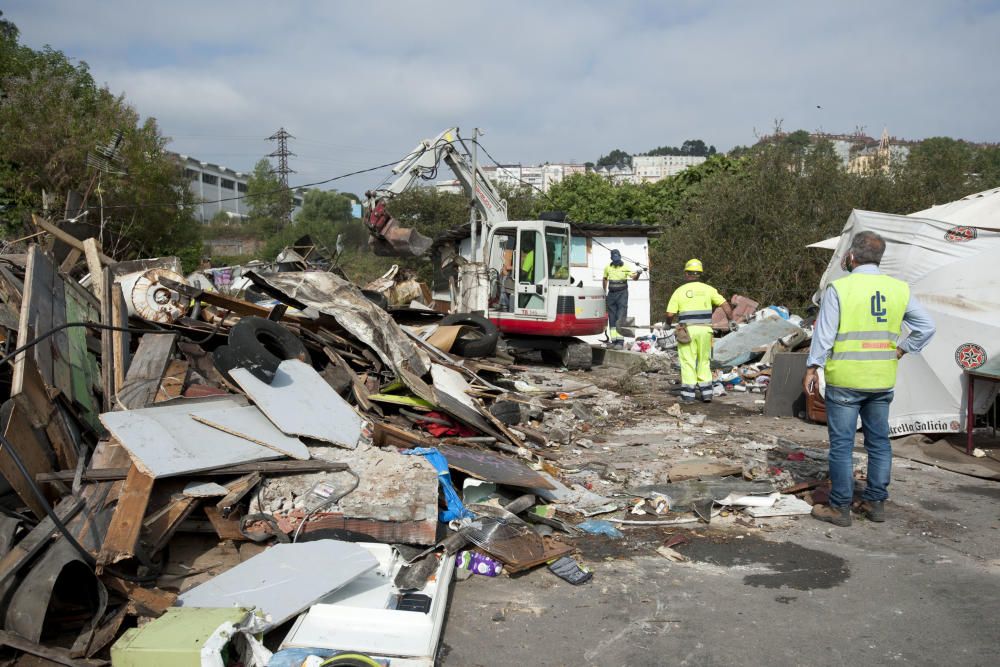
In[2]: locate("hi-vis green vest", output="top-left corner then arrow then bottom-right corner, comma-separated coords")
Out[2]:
825,272 -> 910,391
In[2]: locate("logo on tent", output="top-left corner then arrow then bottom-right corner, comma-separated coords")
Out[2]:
944,226 -> 977,243
954,343 -> 987,369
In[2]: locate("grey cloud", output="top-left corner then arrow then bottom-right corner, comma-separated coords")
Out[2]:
5,0 -> 999,196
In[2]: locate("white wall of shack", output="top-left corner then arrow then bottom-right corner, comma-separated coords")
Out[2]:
576,235 -> 652,329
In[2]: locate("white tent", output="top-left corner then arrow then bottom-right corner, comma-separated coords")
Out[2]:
810,187 -> 1000,436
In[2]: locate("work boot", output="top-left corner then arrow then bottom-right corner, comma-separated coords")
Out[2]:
811,503 -> 852,527
855,500 -> 885,522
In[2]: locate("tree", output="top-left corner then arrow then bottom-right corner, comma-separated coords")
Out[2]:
244,158 -> 290,239
595,149 -> 632,169
644,139 -> 717,157
0,15 -> 202,268
261,188 -> 364,259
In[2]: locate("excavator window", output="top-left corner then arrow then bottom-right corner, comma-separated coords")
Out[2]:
545,227 -> 571,280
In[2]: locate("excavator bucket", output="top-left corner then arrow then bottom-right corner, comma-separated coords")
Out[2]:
369,220 -> 433,257
365,198 -> 433,257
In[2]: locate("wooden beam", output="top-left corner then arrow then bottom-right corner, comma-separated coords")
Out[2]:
111,282 -> 130,393
12,356 -> 78,471
36,459 -> 349,484
58,247 -> 82,273
142,495 -> 197,554
0,399 -> 56,518
100,268 -> 114,412
115,333 -> 177,410
215,472 -> 260,519
32,214 -> 114,264
102,577 -> 176,618
155,359 -> 188,402
95,465 -> 155,570
204,506 -> 246,541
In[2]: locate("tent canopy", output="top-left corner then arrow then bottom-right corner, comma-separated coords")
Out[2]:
808,187 -> 1000,436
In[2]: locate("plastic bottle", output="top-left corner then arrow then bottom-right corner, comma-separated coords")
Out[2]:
455,550 -> 503,577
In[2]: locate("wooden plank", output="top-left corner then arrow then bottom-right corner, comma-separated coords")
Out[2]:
437,444 -> 554,489
12,246 -> 55,394
32,214 -> 114,264
12,356 -> 77,471
0,400 -> 56,519
37,459 -> 349,484
82,238 -> 105,306
64,291 -> 102,431
102,577 -> 176,617
111,283 -> 130,394
59,247 -> 82,273
100,268 -> 114,412
0,629 -> 106,667
215,472 -> 260,519
95,465 -> 155,569
141,495 -> 198,554
0,497 -> 82,585
204,506 -> 246,541
155,359 -> 188,402
114,333 -> 177,410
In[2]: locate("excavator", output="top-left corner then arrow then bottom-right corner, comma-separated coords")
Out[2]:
363,128 -> 606,368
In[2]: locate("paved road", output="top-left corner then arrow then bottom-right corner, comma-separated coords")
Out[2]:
441,441 -> 1000,666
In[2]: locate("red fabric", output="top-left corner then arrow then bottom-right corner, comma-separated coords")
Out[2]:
417,411 -> 477,438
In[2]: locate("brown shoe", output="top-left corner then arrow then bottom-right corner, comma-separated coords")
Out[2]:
855,500 -> 885,522
811,503 -> 852,527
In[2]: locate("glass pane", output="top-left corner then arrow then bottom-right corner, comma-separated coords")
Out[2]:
546,228 -> 570,279
518,231 -> 541,284
570,235 -> 588,265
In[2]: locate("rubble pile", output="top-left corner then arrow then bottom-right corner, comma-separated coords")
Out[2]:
0,216 -> 842,666
0,218 -> 613,665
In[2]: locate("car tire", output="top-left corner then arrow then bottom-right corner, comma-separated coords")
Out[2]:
226,316 -> 309,382
439,313 -> 499,358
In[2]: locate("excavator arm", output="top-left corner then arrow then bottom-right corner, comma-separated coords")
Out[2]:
363,128 -> 508,257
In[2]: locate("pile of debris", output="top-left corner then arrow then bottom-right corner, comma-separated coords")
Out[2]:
0,217 -> 599,666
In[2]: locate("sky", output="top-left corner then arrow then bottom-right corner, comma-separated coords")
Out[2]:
6,0 -> 1000,196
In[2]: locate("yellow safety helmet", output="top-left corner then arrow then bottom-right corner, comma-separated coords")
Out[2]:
684,258 -> 704,273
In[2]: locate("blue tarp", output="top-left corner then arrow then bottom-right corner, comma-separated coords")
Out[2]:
403,447 -> 474,522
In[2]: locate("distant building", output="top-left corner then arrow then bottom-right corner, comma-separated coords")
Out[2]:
477,162 -> 587,193
632,155 -> 707,183
592,164 -> 637,185
169,152 -> 306,223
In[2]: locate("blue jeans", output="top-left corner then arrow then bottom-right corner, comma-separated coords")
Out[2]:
824,385 -> 894,507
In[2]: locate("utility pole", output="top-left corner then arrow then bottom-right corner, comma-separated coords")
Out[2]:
267,127 -> 296,225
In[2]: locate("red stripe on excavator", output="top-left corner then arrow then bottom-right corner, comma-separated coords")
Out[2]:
491,314 -> 606,337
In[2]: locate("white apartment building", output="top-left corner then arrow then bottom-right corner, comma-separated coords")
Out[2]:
593,164 -> 637,185
631,154 -> 707,183
170,152 -> 305,223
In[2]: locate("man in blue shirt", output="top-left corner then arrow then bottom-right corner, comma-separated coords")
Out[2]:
804,231 -> 936,526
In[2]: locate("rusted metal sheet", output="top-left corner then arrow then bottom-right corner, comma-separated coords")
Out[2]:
275,512 -> 439,546
438,444 -> 554,490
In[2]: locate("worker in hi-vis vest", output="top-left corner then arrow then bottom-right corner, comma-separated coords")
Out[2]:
602,249 -> 642,347
804,231 -> 935,528
665,259 -> 733,403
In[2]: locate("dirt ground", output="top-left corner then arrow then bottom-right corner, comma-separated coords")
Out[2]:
440,359 -> 1000,667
